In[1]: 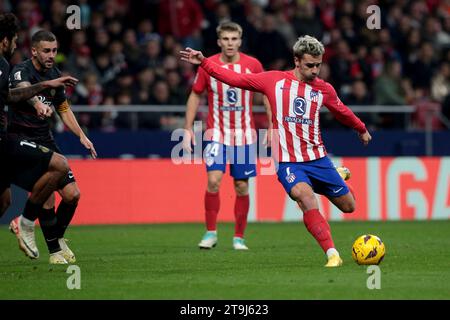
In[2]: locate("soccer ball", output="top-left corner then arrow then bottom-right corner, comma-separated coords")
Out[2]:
351,234 -> 385,265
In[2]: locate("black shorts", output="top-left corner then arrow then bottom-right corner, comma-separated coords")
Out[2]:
0,135 -> 53,192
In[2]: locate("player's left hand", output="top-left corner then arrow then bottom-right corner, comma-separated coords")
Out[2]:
80,135 -> 97,159
359,130 -> 372,146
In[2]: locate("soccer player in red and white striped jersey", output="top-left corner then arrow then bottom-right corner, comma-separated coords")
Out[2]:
183,22 -> 271,251
181,35 -> 372,267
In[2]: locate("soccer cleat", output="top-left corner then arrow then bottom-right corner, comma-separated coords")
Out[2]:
198,231 -> 218,249
233,237 -> 249,250
49,251 -> 68,264
325,254 -> 343,267
58,238 -> 76,263
9,216 -> 39,259
336,166 -> 351,181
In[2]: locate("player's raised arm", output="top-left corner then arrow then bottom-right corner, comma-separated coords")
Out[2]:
180,47 -> 267,93
8,76 -> 78,104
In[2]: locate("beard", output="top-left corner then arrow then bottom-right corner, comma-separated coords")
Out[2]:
3,46 -> 14,60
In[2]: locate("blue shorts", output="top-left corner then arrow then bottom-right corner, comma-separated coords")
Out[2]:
204,141 -> 257,179
276,156 -> 349,197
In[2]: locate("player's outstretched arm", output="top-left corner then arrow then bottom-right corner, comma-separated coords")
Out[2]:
180,47 -> 267,93
7,76 -> 78,103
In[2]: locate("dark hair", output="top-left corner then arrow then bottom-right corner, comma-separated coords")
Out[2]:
0,13 -> 20,42
31,30 -> 57,46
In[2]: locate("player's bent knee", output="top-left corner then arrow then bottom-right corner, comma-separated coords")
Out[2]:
61,185 -> 81,205
49,153 -> 70,174
207,179 -> 222,193
341,201 -> 355,213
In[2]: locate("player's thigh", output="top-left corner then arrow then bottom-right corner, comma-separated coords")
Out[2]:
276,162 -> 311,196
204,141 -> 226,173
327,193 -> 355,213
306,156 -> 349,198
290,182 -> 320,211
230,144 -> 257,180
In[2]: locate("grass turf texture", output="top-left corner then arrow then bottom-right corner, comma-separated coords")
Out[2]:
0,220 -> 449,300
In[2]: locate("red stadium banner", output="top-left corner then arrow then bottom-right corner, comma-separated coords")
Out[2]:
67,157 -> 449,225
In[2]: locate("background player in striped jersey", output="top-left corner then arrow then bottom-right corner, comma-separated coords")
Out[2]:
183,22 -> 271,250
180,35 -> 372,266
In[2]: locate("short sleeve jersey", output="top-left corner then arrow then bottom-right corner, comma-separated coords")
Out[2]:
8,59 -> 66,140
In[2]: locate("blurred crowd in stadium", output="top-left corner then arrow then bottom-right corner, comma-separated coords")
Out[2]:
3,0 -> 450,132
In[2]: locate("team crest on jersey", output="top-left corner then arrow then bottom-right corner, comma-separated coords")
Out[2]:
310,90 -> 319,102
38,145 -> 50,153
293,97 -> 306,116
226,88 -> 238,104
286,172 -> 296,183
14,71 -> 21,80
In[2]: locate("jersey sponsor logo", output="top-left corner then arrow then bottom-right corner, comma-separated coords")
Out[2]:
226,88 -> 238,104
293,97 -> 306,116
310,90 -> 319,102
220,105 -> 244,112
14,71 -> 21,80
38,95 -> 53,107
284,116 -> 313,125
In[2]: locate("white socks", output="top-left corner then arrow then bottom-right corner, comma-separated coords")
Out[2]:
326,248 -> 339,258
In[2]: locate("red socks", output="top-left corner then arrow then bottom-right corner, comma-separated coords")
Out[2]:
204,192 -> 250,237
303,209 -> 335,253
234,194 -> 249,238
205,191 -> 220,231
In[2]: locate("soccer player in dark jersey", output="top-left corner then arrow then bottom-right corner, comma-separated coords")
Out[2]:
0,13 -> 79,262
7,30 -> 96,264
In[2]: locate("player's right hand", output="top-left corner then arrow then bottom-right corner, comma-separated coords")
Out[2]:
180,47 -> 204,65
182,128 -> 196,153
34,101 -> 53,119
46,76 -> 79,88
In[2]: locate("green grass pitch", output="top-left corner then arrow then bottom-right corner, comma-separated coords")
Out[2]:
0,220 -> 449,300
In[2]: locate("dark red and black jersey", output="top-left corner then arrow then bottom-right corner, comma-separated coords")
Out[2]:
8,59 -> 67,141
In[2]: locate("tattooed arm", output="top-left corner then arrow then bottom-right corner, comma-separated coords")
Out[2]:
7,76 -> 78,103
11,81 -> 52,118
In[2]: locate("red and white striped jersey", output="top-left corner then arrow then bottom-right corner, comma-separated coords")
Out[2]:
192,53 -> 264,146
201,58 -> 367,162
